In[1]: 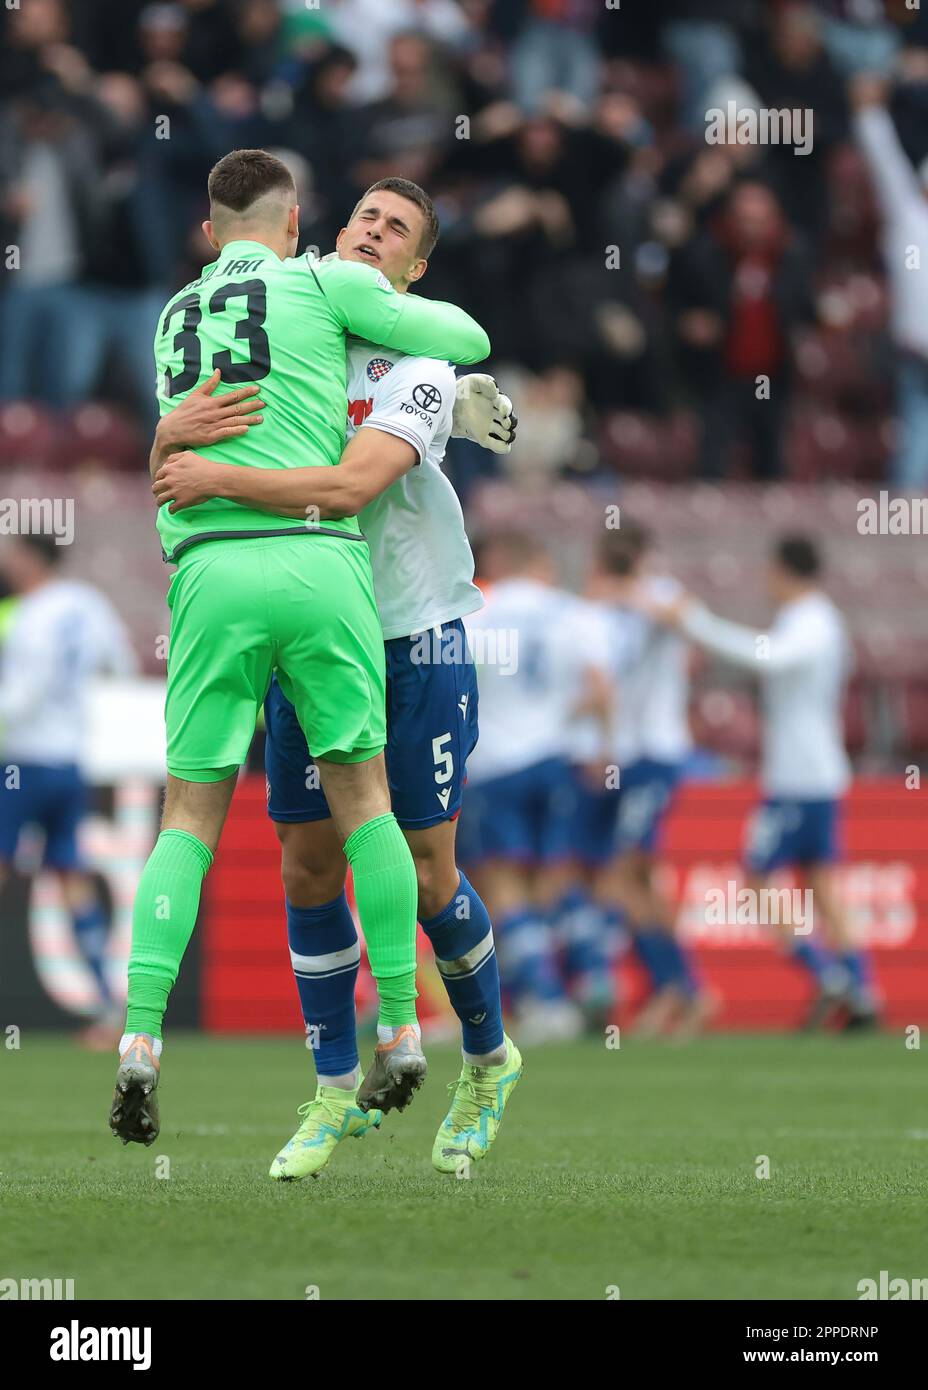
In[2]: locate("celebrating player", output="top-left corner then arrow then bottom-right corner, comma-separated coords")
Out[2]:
654,534 -> 878,1030
457,530 -> 613,1043
111,151 -> 492,1148
149,177 -> 523,1178
587,522 -> 710,1038
0,535 -> 137,1045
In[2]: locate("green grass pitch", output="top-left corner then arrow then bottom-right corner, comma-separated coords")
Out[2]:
1,1033 -> 924,1300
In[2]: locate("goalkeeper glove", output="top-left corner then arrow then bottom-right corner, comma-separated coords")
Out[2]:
452,374 -> 517,454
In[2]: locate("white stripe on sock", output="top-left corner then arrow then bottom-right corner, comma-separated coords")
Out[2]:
433,929 -> 495,978
289,942 -> 361,976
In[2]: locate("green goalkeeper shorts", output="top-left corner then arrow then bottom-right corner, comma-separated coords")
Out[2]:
164,534 -> 386,781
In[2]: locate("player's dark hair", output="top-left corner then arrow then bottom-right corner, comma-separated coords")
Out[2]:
478,527 -> 547,576
775,533 -> 821,579
208,149 -> 296,214
350,178 -> 440,258
598,518 -> 651,576
18,533 -> 64,567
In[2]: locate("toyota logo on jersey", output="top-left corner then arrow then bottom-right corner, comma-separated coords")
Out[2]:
367,358 -> 393,383
412,383 -> 442,412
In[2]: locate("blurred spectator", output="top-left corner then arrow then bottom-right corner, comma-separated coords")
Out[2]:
850,70 -> 928,490
511,0 -> 602,115
0,0 -> 920,489
500,364 -> 589,483
328,0 -> 472,104
816,0 -> 901,78
0,79 -> 102,408
745,3 -> 849,242
670,179 -> 816,479
661,0 -> 747,134
352,32 -> 456,190
284,45 -> 361,250
0,68 -> 173,427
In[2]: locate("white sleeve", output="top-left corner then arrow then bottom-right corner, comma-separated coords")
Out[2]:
682,603 -> 823,674
359,357 -> 455,464
616,613 -> 650,675
853,107 -> 923,224
89,595 -> 139,677
0,628 -> 58,725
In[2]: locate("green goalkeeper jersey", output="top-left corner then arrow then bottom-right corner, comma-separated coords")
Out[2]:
153,242 -> 490,562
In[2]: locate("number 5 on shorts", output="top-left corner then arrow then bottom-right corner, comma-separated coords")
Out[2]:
432,732 -> 454,786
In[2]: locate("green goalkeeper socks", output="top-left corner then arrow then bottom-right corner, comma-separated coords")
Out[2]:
127,816 -> 416,1037
344,812 -> 419,1028
125,829 -> 214,1039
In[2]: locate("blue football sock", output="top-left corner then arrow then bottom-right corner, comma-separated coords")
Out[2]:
420,872 -> 504,1056
287,895 -> 360,1079
633,928 -> 674,991
600,904 -> 631,958
72,898 -> 111,1005
658,930 -> 700,999
496,905 -> 563,1006
838,950 -> 869,990
790,938 -> 840,988
839,949 -> 874,1008
555,886 -> 612,995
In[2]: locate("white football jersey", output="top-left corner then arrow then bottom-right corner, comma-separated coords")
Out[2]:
346,340 -> 483,640
564,597 -> 626,763
613,575 -> 692,767
683,590 -> 852,797
0,580 -> 137,765
464,579 -> 602,782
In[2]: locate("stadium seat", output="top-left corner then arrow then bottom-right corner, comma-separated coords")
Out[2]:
600,413 -> 689,481
690,687 -> 760,760
785,412 -> 865,482
60,403 -> 147,472
794,329 -> 871,406
843,678 -> 869,754
898,681 -> 928,753
0,402 -> 61,470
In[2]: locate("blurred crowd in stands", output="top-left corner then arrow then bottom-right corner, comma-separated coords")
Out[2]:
1,0 -> 928,488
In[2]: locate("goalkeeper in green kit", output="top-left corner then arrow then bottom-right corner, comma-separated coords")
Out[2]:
109,149 -> 490,1147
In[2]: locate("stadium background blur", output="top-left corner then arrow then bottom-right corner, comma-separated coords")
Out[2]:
1,0 -> 927,1036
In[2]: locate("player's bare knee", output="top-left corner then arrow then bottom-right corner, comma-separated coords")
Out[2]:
412,848 -> 459,920
161,772 -> 237,854
276,823 -> 346,908
281,858 -> 344,908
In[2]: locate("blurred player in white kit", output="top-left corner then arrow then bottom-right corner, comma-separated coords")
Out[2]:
459,530 -> 613,1042
0,535 -> 138,1043
584,522 -> 712,1037
655,533 -> 878,1030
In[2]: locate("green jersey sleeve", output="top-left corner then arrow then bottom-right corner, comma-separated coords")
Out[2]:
312,256 -> 490,364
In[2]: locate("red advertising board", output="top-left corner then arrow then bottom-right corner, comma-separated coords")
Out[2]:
203,777 -> 928,1033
